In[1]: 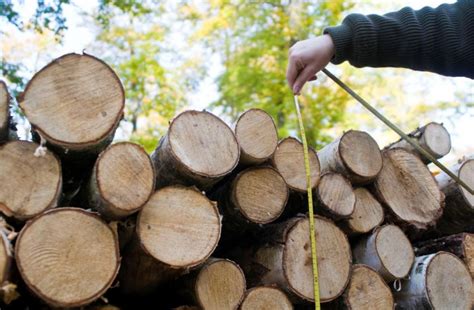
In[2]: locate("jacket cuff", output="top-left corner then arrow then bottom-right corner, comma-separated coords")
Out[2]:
324,23 -> 353,64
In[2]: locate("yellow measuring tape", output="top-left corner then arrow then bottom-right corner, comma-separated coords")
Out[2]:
293,95 -> 321,309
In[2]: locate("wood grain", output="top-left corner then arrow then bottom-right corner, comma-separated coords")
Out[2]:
342,188 -> 384,235
240,286 -> 293,310
316,172 -> 355,219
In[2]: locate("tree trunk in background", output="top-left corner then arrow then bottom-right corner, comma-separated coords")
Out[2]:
315,172 -> 355,220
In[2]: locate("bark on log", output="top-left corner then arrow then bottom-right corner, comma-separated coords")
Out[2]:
0,141 -> 62,220
271,137 -> 320,192
15,208 -> 120,308
315,173 -> 355,220
386,122 -> 451,164
340,188 -> 384,236
19,53 -> 124,158
119,186 -> 221,295
393,252 -> 473,309
0,222 -> 18,305
234,109 -> 278,166
86,142 -> 155,220
318,130 -> 382,185
0,81 -> 10,143
434,157 -> 474,235
373,149 -> 443,231
236,216 -> 351,303
178,258 -> 246,310
415,233 -> 474,279
353,224 -> 414,282
337,264 -> 394,310
240,286 -> 293,310
151,110 -> 240,190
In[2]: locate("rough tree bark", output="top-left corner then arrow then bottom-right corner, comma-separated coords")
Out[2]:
315,172 -> 355,220
240,286 -> 293,310
151,110 -> 240,191
0,81 -> 10,143
0,220 -> 18,305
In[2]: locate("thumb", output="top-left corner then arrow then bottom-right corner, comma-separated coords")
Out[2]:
293,65 -> 316,95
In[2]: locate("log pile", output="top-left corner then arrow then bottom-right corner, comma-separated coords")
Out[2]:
0,53 -> 472,309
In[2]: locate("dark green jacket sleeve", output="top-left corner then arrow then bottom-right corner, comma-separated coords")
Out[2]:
324,0 -> 474,78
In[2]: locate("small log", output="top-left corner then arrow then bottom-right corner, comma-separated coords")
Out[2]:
119,186 -> 221,295
271,137 -> 320,192
19,53 -> 124,157
179,258 -> 246,310
86,142 -> 155,220
0,81 -> 9,143
394,252 -> 473,309
315,173 -> 355,220
434,157 -> 474,235
373,149 -> 443,231
415,233 -> 474,279
337,264 -> 394,310
151,110 -> 240,190
15,208 -> 120,308
234,109 -> 278,166
0,141 -> 62,220
386,122 -> 451,164
353,224 -> 414,282
237,216 -> 351,303
240,286 -> 293,310
318,130 -> 382,184
340,188 -> 384,236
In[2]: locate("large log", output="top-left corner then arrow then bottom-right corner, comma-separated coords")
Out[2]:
119,186 -> 221,295
353,224 -> 414,282
373,148 -> 443,231
340,188 -> 384,236
386,122 -> 451,164
234,109 -> 278,166
0,81 -> 9,143
0,141 -> 62,220
415,233 -> 474,279
394,252 -> 473,309
434,157 -> 474,235
271,137 -> 320,192
315,172 -> 355,220
318,130 -> 382,185
86,142 -> 155,220
236,216 -> 351,303
240,286 -> 293,310
15,208 -> 120,308
151,110 -> 240,190
19,53 -> 124,158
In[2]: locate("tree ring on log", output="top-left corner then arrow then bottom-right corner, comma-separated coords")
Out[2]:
240,286 -> 292,310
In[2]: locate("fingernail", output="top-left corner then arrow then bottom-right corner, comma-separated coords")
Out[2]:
293,85 -> 301,95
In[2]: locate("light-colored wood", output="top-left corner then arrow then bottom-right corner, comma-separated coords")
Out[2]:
386,122 -> 451,164
152,110 -> 240,190
87,142 -> 155,220
342,188 -> 384,235
0,225 -> 18,305
315,172 -> 355,219
240,286 -> 293,310
0,81 -> 9,142
318,130 -> 382,184
271,137 -> 320,192
353,224 -> 414,282
19,53 -> 124,153
340,265 -> 394,310
394,252 -> 473,309
0,141 -> 62,220
15,208 -> 120,308
435,157 -> 474,235
119,186 -> 221,295
235,109 -> 278,165
373,149 -> 443,230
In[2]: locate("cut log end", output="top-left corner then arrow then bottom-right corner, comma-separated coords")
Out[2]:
0,81 -> 8,141
284,216 -> 351,302
94,142 -> 154,219
232,167 -> 288,224
235,109 -> 278,165
422,122 -> 451,157
240,286 -> 293,310
316,173 -> 355,218
15,208 -> 119,308
138,186 -> 221,268
459,159 -> 474,208
272,137 -> 320,192
0,141 -> 62,220
345,188 -> 384,235
343,265 -> 394,310
464,234 -> 474,278
374,149 -> 443,229
20,53 -> 124,150
195,259 -> 246,310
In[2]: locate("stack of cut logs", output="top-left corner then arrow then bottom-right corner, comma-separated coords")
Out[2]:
0,53 -> 472,310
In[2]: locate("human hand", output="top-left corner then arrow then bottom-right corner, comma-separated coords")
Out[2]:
286,35 -> 335,95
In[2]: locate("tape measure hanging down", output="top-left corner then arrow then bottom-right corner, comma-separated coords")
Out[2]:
293,95 -> 321,310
